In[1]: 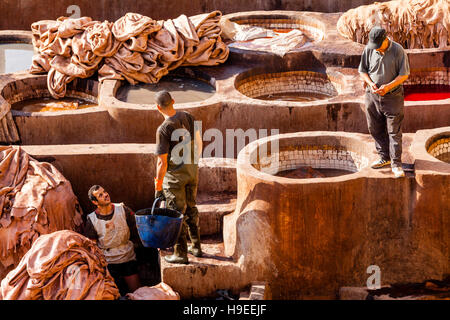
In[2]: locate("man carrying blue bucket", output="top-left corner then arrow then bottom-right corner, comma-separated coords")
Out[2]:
154,90 -> 203,264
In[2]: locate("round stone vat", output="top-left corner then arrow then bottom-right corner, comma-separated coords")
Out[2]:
401,67 -> 450,132
222,11 -> 325,53
0,73 -> 115,145
0,30 -> 34,74
427,134 -> 450,164
235,69 -> 344,102
404,68 -> 450,102
224,131 -> 376,299
116,75 -> 216,105
3,76 -> 98,115
100,67 -> 222,143
254,137 -> 369,177
112,67 -> 217,106
411,127 -> 450,175
224,131 -> 449,299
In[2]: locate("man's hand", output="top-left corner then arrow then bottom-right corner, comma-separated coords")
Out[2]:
374,84 -> 390,96
155,189 -> 164,200
369,82 -> 378,93
359,72 -> 378,93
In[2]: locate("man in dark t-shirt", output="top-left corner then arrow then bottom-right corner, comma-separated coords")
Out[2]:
358,26 -> 410,178
154,90 -> 203,264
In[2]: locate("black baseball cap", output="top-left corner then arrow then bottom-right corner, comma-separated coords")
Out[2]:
367,26 -> 387,49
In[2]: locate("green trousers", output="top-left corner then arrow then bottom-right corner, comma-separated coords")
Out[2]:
162,164 -> 200,258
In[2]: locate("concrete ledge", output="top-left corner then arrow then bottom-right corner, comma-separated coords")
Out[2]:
197,193 -> 236,236
339,285 -> 450,300
160,241 -> 245,299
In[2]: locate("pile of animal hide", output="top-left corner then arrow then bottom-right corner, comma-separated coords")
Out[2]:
30,11 -> 229,99
126,282 -> 180,300
337,0 -> 450,49
0,146 -> 83,280
0,230 -> 119,300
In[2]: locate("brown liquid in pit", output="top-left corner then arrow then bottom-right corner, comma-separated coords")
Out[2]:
436,152 -> 450,163
116,76 -> 215,104
256,92 -> 331,102
276,166 -> 353,179
12,97 -> 97,113
0,43 -> 35,73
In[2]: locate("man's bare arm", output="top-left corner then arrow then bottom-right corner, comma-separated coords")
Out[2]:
194,127 -> 203,164
155,153 -> 168,191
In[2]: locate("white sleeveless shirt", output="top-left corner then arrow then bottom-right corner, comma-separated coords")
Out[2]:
88,203 -> 136,264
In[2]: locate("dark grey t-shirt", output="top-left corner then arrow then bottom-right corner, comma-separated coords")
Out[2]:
156,111 -> 196,170
358,40 -> 410,93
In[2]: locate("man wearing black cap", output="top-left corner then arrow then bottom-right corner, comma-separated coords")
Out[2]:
358,26 -> 410,178
154,90 -> 203,264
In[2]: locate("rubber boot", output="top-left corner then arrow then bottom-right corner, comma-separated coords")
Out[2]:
188,225 -> 202,257
164,253 -> 188,264
188,244 -> 202,257
164,224 -> 189,264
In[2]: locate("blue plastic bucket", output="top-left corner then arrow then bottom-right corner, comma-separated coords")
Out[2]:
135,198 -> 183,249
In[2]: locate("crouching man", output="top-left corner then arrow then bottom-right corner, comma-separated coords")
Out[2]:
84,185 -> 141,293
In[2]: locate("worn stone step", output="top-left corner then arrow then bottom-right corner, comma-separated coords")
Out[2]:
160,236 -> 246,299
197,192 -> 236,237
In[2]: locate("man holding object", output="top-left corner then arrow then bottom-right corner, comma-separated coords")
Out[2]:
154,90 -> 203,264
358,26 -> 410,178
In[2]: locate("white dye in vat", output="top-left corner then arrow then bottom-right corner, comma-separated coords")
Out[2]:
0,43 -> 35,73
116,76 -> 215,104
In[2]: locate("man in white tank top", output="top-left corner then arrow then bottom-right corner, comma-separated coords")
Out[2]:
84,185 -> 141,294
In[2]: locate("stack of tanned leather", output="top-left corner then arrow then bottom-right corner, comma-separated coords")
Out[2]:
0,230 -> 119,300
0,146 -> 83,281
337,0 -> 450,49
30,11 -> 229,99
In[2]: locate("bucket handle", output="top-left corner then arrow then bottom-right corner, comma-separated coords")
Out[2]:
151,196 -> 166,215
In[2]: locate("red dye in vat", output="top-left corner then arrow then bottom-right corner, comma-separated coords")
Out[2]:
404,85 -> 450,101
272,28 -> 294,33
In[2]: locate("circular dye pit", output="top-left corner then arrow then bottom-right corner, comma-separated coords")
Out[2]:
0,43 -> 34,73
223,12 -> 324,52
248,134 -> 370,179
3,76 -> 99,114
427,135 -> 450,163
257,144 -> 368,179
116,75 -> 215,105
404,85 -> 450,101
403,68 -> 450,101
236,70 -> 342,102
11,97 -> 97,113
